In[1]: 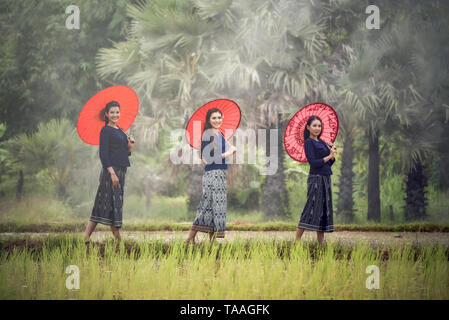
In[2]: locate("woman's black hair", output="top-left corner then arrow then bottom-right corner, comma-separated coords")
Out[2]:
100,101 -> 120,125
201,108 -> 223,158
303,115 -> 323,141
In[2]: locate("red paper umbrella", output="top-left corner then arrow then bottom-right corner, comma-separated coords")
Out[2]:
284,102 -> 339,163
185,99 -> 241,149
77,86 -> 139,145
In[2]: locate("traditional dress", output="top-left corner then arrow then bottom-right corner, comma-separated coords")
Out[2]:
90,125 -> 130,228
191,131 -> 228,238
297,138 -> 335,232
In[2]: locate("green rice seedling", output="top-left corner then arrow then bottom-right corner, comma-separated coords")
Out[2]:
0,235 -> 448,299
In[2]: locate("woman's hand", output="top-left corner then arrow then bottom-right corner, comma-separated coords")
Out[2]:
325,141 -> 337,159
110,172 -> 119,188
331,145 -> 337,157
222,145 -> 236,158
128,135 -> 135,151
128,134 -> 135,154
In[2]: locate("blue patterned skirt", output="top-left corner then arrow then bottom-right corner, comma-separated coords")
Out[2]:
297,174 -> 334,232
90,166 -> 127,228
191,169 -> 227,238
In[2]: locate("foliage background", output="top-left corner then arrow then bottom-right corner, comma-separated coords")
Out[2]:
0,0 -> 448,226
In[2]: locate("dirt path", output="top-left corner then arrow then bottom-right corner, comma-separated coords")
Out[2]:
1,230 -> 448,246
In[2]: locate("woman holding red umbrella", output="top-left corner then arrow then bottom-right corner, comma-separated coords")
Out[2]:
185,107 -> 237,244
284,102 -> 339,244
294,115 -> 337,244
83,100 -> 135,252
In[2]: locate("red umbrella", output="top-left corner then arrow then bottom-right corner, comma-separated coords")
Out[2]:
77,86 -> 139,145
185,99 -> 241,149
284,102 -> 339,163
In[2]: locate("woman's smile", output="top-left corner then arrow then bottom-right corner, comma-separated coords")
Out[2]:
307,120 -> 322,138
107,107 -> 120,124
210,113 -> 222,129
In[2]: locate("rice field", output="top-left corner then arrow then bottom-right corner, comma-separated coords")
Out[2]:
0,234 -> 448,300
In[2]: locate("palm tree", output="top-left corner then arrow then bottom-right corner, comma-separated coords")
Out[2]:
333,40 -> 383,222
6,118 -> 87,199
333,1 -> 435,222
392,15 -> 449,221
96,0 -> 334,218
331,99 -> 361,223
202,0 -> 332,217
0,123 -> 14,198
327,43 -> 363,224
96,0 -> 222,211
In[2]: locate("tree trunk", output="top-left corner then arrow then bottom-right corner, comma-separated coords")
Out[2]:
262,117 -> 288,218
0,171 -> 4,198
337,136 -> 355,223
435,122 -> 449,191
367,130 -> 381,222
437,152 -> 449,191
389,205 -> 394,221
16,170 -> 24,202
187,164 -> 203,212
57,184 -> 66,199
404,161 -> 427,221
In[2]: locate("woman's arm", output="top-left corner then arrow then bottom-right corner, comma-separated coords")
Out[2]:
99,128 -> 113,169
324,154 -> 334,163
221,136 -> 236,159
99,128 -> 119,187
305,139 -> 323,168
222,145 -> 236,158
326,142 -> 337,166
323,146 -> 335,163
305,139 -> 333,168
127,134 -> 135,155
324,142 -> 336,165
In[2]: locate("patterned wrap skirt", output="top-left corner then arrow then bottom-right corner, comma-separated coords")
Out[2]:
297,174 -> 334,232
90,166 -> 127,228
191,169 -> 227,238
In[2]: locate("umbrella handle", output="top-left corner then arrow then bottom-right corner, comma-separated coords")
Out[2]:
117,125 -> 134,142
116,125 -> 127,136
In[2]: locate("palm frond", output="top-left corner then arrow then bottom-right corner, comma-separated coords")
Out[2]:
96,39 -> 140,80
193,0 -> 236,27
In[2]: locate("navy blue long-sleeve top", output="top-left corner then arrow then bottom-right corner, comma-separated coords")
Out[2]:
99,125 -> 131,169
201,132 -> 228,172
304,138 -> 335,175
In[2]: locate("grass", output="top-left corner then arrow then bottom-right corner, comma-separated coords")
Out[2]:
1,193 -> 448,233
0,235 -> 447,299
0,221 -> 448,233
123,195 -> 190,221
0,196 -> 76,224
427,185 -> 449,222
